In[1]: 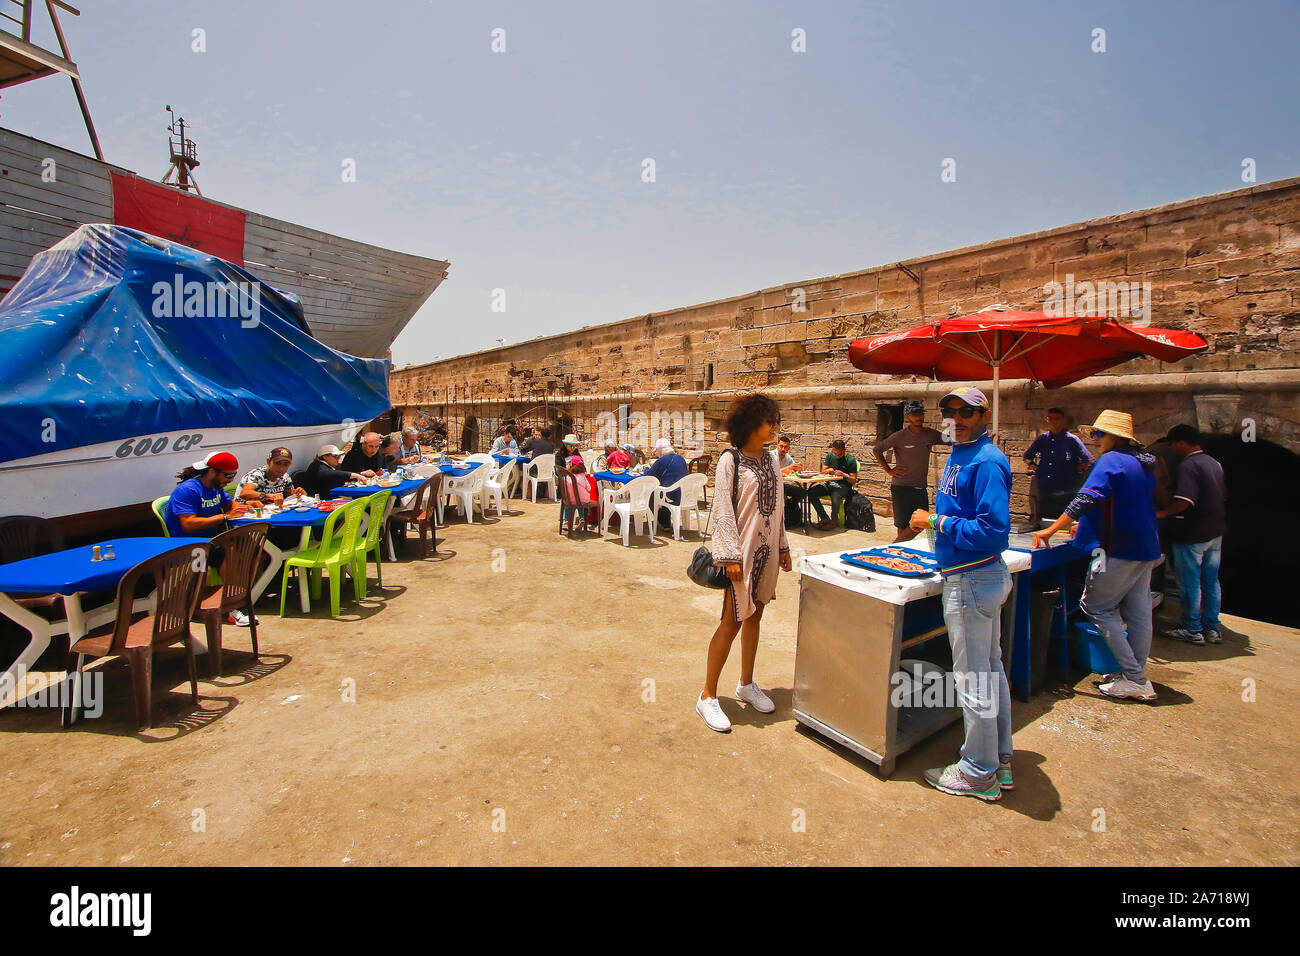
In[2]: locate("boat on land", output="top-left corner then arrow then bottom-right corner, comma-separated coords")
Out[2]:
0,224 -> 392,523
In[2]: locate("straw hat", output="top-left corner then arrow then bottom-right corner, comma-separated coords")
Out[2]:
1089,409 -> 1137,443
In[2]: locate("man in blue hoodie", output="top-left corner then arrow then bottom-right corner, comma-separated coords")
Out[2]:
1034,410 -> 1161,702
908,386 -> 1012,802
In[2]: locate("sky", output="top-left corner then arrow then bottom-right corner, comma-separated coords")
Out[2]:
5,0 -> 1299,365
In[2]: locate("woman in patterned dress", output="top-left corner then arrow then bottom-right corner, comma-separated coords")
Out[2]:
696,394 -> 792,733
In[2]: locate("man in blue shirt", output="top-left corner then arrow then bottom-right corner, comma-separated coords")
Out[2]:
908,386 -> 1013,802
165,451 -> 246,537
1034,410 -> 1161,703
647,438 -> 690,526
1023,407 -> 1094,524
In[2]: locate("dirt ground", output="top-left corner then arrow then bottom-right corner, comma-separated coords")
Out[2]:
1,497 -> 1297,866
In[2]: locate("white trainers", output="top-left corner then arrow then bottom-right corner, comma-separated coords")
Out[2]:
228,610 -> 258,627
1099,676 -> 1158,702
736,681 -> 776,713
696,693 -> 732,732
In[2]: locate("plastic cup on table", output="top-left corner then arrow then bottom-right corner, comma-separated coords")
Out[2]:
925,527 -> 936,551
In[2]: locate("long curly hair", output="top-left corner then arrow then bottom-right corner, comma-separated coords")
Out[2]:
725,393 -> 781,449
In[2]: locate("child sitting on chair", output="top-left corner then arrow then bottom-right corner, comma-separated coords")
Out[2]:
568,455 -> 601,523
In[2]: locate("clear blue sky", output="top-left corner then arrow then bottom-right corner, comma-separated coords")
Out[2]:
6,0 -> 1298,365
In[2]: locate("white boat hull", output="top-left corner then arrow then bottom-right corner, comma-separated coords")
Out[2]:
0,423 -> 363,519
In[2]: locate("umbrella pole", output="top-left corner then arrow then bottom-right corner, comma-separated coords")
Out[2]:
992,363 -> 1000,439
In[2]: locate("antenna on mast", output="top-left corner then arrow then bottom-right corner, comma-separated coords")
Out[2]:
161,105 -> 201,194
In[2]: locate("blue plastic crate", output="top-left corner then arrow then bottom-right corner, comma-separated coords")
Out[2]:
1071,621 -> 1120,675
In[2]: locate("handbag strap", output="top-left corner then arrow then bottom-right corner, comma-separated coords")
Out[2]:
703,447 -> 741,537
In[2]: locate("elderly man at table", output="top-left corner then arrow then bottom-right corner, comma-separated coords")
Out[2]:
1035,410 -> 1162,701
299,445 -> 366,498
908,386 -> 1013,803
238,446 -> 305,505
341,432 -> 385,477
874,401 -> 946,543
646,438 -> 689,526
165,451 -> 248,538
809,440 -> 858,530
394,427 -> 424,465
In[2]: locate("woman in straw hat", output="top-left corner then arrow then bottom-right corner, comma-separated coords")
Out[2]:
1033,410 -> 1162,702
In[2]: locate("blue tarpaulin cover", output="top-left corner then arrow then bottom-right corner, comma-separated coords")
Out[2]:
0,224 -> 390,465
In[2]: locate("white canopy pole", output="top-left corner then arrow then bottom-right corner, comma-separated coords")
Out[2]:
992,330 -> 1001,439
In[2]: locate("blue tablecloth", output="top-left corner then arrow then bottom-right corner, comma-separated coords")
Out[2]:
439,462 -> 481,478
492,454 -> 531,465
230,507 -> 331,529
329,478 -> 426,499
593,471 -> 635,484
0,537 -> 208,596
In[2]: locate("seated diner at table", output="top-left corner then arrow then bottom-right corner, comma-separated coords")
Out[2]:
298,444 -> 366,498
567,455 -> 601,523
521,426 -> 555,459
165,451 -> 247,538
394,426 -> 424,465
490,426 -> 521,457
646,438 -> 689,524
238,446 -> 306,504
341,432 -> 386,476
603,441 -> 631,470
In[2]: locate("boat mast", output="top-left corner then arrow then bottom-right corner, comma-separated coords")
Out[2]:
161,105 -> 201,194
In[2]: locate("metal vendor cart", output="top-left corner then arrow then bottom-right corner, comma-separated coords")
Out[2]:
793,546 -> 1032,777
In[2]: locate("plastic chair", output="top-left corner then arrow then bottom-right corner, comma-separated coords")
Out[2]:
651,473 -> 709,540
65,542 -> 210,730
196,523 -> 269,676
465,453 -> 495,465
555,466 -> 593,536
394,473 -> 443,556
353,490 -> 393,599
579,449 -> 599,472
688,454 -> 713,504
280,499 -> 366,616
481,459 -> 514,517
442,464 -> 489,524
609,476 -> 660,546
151,496 -> 171,535
524,453 -> 556,502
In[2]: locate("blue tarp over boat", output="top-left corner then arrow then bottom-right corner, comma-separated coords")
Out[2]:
0,224 -> 390,466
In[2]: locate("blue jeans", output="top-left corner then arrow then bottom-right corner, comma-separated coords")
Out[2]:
1080,556 -> 1158,683
941,560 -> 1013,782
1172,537 -> 1222,634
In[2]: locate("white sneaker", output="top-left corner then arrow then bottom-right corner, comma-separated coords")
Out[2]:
696,693 -> 732,732
228,610 -> 258,627
736,681 -> 775,713
1099,676 -> 1158,702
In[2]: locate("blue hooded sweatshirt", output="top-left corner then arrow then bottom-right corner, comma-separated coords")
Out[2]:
934,430 -> 1011,575
1065,446 -> 1161,562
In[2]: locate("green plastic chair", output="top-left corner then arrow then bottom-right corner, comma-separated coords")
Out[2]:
352,490 -> 393,600
151,496 -> 170,535
280,499 -> 367,617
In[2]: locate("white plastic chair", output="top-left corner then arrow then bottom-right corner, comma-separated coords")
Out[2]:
524,454 -> 556,502
480,459 -> 514,517
609,476 -> 660,546
650,473 -> 708,540
442,464 -> 489,524
465,453 -> 494,465
579,449 -> 599,472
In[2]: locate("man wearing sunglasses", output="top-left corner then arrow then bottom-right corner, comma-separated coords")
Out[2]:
164,450 -> 248,537
908,386 -> 1013,802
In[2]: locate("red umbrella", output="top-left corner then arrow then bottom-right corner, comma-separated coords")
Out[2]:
847,306 -> 1208,433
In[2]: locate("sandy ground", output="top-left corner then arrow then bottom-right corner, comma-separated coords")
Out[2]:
1,496 -> 1297,867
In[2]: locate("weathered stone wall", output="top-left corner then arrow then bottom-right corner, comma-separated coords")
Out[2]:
392,177 -> 1300,520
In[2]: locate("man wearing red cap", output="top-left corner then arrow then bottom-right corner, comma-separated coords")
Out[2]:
164,451 -> 247,537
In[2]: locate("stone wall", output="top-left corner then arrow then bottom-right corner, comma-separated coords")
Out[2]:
391,177 -> 1300,521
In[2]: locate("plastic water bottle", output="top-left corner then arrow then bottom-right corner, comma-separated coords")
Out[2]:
103,544 -> 116,561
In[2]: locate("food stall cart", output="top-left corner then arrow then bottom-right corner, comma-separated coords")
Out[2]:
793,543 -> 1032,777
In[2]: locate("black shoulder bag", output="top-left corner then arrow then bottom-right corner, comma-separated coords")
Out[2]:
687,448 -> 740,589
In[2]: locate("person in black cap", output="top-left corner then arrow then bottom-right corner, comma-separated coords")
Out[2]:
1157,425 -> 1226,645
237,447 -> 306,505
873,400 -> 946,542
